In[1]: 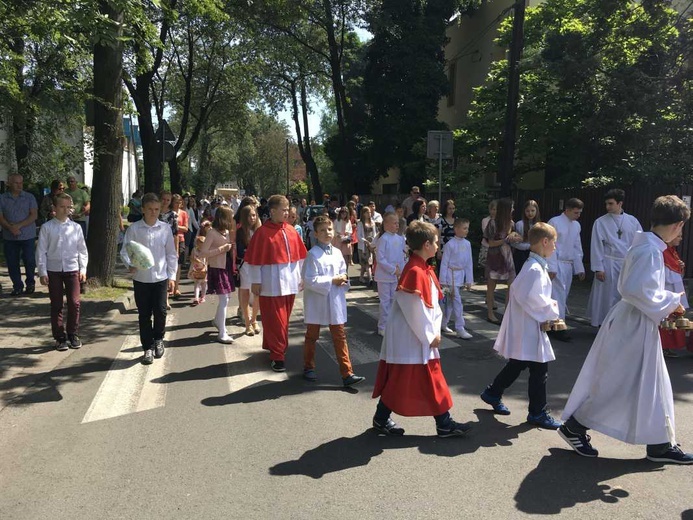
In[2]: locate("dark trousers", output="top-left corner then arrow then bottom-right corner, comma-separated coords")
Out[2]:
133,280 -> 168,351
487,358 -> 549,415
374,400 -> 452,428
48,271 -> 81,340
4,238 -> 36,290
564,416 -> 671,455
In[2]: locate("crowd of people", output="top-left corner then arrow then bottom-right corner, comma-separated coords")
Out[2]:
3,177 -> 693,463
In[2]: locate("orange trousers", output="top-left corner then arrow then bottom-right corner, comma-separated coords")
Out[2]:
304,323 -> 353,378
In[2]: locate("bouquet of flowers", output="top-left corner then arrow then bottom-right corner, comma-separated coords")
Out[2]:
125,240 -> 155,270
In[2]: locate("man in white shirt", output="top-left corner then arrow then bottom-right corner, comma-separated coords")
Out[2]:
121,192 -> 178,365
368,201 -> 383,229
586,189 -> 642,326
37,192 -> 88,351
547,198 -> 585,341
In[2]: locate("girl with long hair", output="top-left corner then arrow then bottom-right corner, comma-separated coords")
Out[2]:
199,206 -> 236,343
406,199 -> 427,224
333,206 -> 353,266
357,206 -> 376,283
483,198 -> 520,323
511,200 -> 541,274
237,205 -> 262,336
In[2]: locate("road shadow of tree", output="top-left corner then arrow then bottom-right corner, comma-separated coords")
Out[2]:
514,448 -> 664,515
269,409 -> 534,479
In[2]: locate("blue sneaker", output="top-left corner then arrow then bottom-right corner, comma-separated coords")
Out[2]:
527,411 -> 562,429
646,444 -> 693,465
480,389 -> 511,415
558,424 -> 598,457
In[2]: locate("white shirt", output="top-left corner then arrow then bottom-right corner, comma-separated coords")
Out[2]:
36,218 -> 88,277
120,218 -> 178,283
511,221 -> 532,251
439,237 -> 474,287
302,244 -> 349,325
590,212 -> 642,271
372,210 -> 383,225
547,213 -> 584,275
374,232 -> 407,283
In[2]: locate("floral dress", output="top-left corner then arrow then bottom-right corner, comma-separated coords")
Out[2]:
483,219 -> 516,282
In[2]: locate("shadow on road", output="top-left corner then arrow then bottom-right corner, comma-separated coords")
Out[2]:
514,448 -> 664,514
268,409 -> 535,479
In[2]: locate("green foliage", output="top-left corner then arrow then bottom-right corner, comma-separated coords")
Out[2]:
459,0 -> 693,188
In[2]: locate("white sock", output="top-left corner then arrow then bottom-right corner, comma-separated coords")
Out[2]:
216,293 -> 229,336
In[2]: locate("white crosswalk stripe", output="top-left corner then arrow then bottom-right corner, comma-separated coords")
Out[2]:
81,314 -> 177,424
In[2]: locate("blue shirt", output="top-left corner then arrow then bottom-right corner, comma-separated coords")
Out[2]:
0,190 -> 38,241
316,241 -> 333,254
529,251 -> 549,271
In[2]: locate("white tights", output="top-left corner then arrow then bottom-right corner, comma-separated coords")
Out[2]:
195,280 -> 207,300
215,293 -> 230,337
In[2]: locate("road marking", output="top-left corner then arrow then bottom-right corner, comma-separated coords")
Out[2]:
81,315 -> 176,424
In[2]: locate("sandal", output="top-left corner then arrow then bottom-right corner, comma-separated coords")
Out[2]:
245,326 -> 255,337
252,322 -> 261,334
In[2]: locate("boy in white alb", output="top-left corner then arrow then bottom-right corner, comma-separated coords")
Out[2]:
374,213 -> 407,336
36,192 -> 89,351
559,196 -> 693,464
439,218 -> 474,339
586,189 -> 642,326
302,216 -> 365,387
547,198 -> 585,341
480,223 -> 563,430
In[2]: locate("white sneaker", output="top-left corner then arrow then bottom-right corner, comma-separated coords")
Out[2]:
217,334 -> 234,344
457,329 -> 473,340
442,326 -> 454,334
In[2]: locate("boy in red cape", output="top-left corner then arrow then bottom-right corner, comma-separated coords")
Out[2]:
372,221 -> 471,437
246,195 -> 307,372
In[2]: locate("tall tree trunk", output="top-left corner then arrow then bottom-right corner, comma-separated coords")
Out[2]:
87,0 -> 124,286
10,36 -> 33,177
132,78 -> 162,194
169,157 -> 182,194
290,78 -> 322,201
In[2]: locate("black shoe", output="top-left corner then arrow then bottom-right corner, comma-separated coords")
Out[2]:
68,334 -> 82,349
343,374 -> 365,387
436,420 -> 472,438
55,340 -> 69,352
372,417 -> 405,436
153,339 -> 165,358
10,288 -> 22,296
142,349 -> 154,365
646,444 -> 693,464
24,285 -> 35,294
270,360 -> 286,372
558,424 -> 598,457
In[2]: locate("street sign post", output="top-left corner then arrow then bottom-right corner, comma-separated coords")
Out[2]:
427,130 -> 453,203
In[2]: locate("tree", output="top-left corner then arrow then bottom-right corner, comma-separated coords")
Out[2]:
459,0 -> 693,188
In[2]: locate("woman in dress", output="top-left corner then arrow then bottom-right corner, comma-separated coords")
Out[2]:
236,205 -> 262,336
484,198 -> 520,323
332,207 -> 353,266
357,206 -> 376,283
347,201 -> 359,264
200,206 -> 236,343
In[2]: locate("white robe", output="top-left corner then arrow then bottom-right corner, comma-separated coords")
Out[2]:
494,254 -> 560,363
665,268 -> 689,309
547,213 -> 585,318
586,212 -> 642,326
301,246 -> 348,326
561,232 -> 681,445
380,281 -> 442,365
439,237 -> 474,331
374,232 -> 407,283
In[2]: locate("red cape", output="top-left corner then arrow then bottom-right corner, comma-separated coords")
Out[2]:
663,245 -> 684,275
397,253 -> 442,308
244,220 -> 307,265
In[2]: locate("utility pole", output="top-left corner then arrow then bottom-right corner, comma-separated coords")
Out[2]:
286,138 -> 290,196
498,0 -> 526,197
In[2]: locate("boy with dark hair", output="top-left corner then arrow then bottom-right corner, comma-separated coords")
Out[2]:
302,216 -> 365,386
559,195 -> 693,464
246,194 -> 307,372
121,192 -> 178,365
372,221 -> 470,438
480,223 -> 563,429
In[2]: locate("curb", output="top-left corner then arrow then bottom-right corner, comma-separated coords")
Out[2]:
104,290 -> 135,322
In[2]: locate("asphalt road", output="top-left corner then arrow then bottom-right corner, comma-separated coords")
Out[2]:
1,276 -> 693,519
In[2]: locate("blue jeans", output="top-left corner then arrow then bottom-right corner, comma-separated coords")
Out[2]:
4,238 -> 36,290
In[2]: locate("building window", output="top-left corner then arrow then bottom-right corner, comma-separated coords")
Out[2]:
447,61 -> 457,107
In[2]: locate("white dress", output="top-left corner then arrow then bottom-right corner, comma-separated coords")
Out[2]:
561,232 -> 681,445
586,212 -> 642,326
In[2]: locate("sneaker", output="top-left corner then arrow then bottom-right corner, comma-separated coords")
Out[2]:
558,424 -> 599,457
343,374 -> 366,387
436,420 -> 473,438
372,417 -> 405,436
217,335 -> 234,344
442,326 -> 454,334
270,360 -> 286,372
191,299 -> 199,307
646,444 -> 693,464
527,411 -> 562,429
67,334 -> 82,349
303,369 -> 317,382
24,285 -> 35,295
457,328 -> 473,340
153,339 -> 165,358
142,349 -> 154,365
55,340 -> 69,352
11,288 -> 22,296
480,389 -> 511,415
